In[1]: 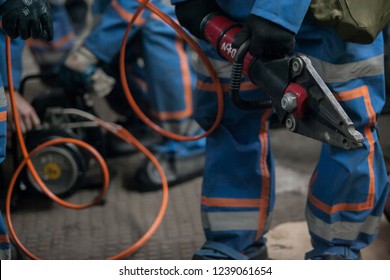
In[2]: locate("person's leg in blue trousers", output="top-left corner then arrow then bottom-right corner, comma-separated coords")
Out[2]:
296,15 -> 389,259
191,14 -> 389,260
85,0 -> 205,188
192,42 -> 275,258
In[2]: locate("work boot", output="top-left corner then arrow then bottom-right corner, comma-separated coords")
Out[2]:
306,248 -> 362,260
246,244 -> 269,260
192,241 -> 268,260
132,139 -> 205,192
320,255 -> 348,260
319,252 -> 362,260
104,119 -> 163,158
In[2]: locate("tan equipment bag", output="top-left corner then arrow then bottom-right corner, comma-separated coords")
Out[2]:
310,0 -> 390,44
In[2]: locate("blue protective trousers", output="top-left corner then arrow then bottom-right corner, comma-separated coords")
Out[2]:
27,0 -> 76,70
84,0 -> 200,136
192,12 -> 389,259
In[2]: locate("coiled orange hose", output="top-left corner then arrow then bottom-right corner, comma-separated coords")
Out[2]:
121,0 -> 224,141
5,35 -> 170,260
4,0 -> 224,260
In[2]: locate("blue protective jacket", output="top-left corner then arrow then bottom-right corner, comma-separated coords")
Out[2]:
171,0 -> 311,33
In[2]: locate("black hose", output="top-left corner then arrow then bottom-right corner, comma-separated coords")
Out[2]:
230,40 -> 273,110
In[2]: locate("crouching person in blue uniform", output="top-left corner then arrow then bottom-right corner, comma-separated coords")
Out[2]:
0,0 -> 53,259
172,0 -> 389,260
60,0 -> 205,191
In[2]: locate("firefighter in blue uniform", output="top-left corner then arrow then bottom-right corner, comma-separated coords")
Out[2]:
0,0 -> 53,259
60,0 -> 205,190
172,0 -> 389,259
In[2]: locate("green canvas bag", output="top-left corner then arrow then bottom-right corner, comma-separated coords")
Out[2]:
310,0 -> 390,44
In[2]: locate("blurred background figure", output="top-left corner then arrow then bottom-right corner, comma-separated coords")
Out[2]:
59,0 -> 205,191
27,0 -> 77,83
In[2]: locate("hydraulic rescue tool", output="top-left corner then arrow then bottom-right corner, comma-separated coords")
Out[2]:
200,13 -> 364,150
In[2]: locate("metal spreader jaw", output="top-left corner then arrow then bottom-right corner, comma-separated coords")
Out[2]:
243,54 -> 364,150
281,55 -> 364,150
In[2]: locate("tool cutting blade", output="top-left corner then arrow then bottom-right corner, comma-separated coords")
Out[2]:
292,56 -> 364,149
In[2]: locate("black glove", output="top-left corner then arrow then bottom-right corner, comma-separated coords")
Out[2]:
0,0 -> 53,40
232,14 -> 295,60
175,0 -> 222,40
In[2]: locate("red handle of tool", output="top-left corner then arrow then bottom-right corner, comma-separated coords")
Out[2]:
202,14 -> 308,119
203,15 -> 254,76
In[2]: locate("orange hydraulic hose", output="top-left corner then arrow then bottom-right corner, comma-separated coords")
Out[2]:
4,0 -> 223,260
5,36 -> 169,260
5,36 -> 108,209
6,138 -> 109,259
120,0 -> 224,141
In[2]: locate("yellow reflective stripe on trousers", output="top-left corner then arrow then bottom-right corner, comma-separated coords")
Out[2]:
202,211 -> 272,232
306,207 -> 381,241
